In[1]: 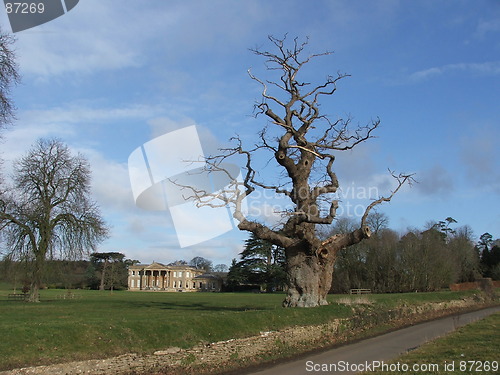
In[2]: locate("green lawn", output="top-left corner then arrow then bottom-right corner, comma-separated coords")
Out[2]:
0,288 -> 486,371
365,312 -> 500,375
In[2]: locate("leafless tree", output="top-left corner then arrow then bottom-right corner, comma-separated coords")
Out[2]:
181,36 -> 413,307
365,211 -> 390,236
0,27 -> 19,131
189,256 -> 213,272
0,139 -> 108,301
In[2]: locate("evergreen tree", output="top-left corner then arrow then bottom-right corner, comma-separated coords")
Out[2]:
226,258 -> 247,291
229,234 -> 286,292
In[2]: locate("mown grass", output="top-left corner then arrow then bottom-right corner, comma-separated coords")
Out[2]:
0,287 -> 483,371
365,312 -> 500,375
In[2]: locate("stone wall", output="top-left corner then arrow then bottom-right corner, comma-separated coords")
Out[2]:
449,278 -> 500,291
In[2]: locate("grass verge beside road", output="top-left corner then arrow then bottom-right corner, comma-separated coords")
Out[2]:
364,312 -> 500,375
0,287 -> 495,372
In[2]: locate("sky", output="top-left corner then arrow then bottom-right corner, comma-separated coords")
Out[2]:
0,0 -> 499,267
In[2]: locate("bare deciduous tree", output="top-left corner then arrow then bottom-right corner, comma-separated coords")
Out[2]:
189,256 -> 213,272
0,139 -> 108,301
0,27 -> 19,130
365,211 -> 390,236
181,36 -> 413,307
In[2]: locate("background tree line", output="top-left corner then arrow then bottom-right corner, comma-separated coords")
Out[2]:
0,254 -> 230,291
330,215 -> 499,293
0,252 -> 134,291
228,214 -> 500,294
168,257 -> 229,273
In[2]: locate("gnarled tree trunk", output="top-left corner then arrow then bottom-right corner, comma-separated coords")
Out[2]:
283,244 -> 336,307
282,227 -> 371,307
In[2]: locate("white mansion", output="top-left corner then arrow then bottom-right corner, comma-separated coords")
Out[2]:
128,262 -> 222,292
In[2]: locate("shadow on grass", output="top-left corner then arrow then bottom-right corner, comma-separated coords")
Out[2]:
122,300 -> 274,311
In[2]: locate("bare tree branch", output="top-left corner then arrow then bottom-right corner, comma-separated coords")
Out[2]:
0,28 -> 20,130
361,170 -> 416,227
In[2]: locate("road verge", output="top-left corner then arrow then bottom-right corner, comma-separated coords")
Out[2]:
2,292 -> 498,375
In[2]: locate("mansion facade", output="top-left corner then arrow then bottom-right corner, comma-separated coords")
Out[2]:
128,262 -> 222,292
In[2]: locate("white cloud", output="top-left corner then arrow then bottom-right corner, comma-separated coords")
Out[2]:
12,1 -> 150,78
414,165 -> 454,197
475,18 -> 500,37
11,1 -> 273,79
84,150 -> 133,211
333,142 -> 378,186
116,224 -> 245,265
460,125 -> 500,194
23,104 -> 158,125
246,198 -> 291,229
409,61 -> 500,82
1,103 -> 160,163
2,122 -> 74,159
148,117 -> 197,138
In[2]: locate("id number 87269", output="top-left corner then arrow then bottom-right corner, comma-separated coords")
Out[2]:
5,2 -> 45,14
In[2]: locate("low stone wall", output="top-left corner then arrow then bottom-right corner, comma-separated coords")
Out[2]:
450,281 -> 482,291
450,278 -> 500,292
3,293 -> 497,375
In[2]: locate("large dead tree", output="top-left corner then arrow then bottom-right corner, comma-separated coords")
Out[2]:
183,36 -> 413,307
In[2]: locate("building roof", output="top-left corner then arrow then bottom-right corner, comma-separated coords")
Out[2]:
144,261 -> 167,269
194,273 -> 221,280
128,262 -> 204,273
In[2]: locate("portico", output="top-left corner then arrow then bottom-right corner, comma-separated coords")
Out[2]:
128,262 -> 222,292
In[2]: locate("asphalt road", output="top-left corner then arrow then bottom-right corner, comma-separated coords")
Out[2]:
244,306 -> 500,375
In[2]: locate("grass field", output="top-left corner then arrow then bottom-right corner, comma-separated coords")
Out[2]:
0,286 -> 486,371
365,312 -> 500,375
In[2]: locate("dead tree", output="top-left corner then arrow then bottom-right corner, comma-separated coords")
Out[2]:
180,36 -> 413,307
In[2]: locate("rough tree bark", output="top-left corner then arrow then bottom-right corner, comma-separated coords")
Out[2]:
181,36 -> 413,307
282,227 -> 372,307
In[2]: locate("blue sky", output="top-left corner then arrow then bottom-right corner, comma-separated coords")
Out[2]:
1,0 -> 499,266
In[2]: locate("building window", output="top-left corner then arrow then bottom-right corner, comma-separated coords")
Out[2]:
173,281 -> 177,288
199,282 -> 203,289
179,271 -> 183,277
173,271 -> 177,278
179,281 -> 182,288
192,282 -> 196,289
